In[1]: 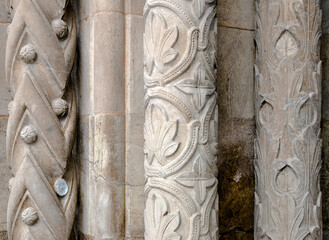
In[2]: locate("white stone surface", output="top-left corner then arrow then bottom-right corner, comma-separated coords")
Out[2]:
144,0 -> 219,239
5,0 -> 77,238
254,0 -> 323,239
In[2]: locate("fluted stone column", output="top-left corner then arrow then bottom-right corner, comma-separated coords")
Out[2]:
255,0 -> 322,239
143,0 -> 218,239
5,0 -> 77,239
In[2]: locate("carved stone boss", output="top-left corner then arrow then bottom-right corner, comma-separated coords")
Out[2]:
144,0 -> 218,239
5,0 -> 77,239
255,0 -> 322,239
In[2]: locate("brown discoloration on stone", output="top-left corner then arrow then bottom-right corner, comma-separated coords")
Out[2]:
77,231 -> 95,240
218,119 -> 255,239
0,231 -> 8,240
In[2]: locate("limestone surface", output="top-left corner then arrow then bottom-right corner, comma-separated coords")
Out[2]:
144,0 -> 219,239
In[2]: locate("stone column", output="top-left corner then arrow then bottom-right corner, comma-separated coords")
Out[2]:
76,1 -> 125,239
255,0 -> 322,239
5,0 -> 77,239
143,0 -> 218,239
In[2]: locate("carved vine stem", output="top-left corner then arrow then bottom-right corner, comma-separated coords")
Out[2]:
5,0 -> 77,239
143,0 -> 218,239
255,0 -> 322,239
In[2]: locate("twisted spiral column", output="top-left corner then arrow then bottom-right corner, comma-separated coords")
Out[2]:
255,0 -> 322,239
143,0 -> 218,239
5,0 -> 77,239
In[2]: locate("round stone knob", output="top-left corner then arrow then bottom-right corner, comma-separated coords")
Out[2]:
52,19 -> 68,39
52,98 -> 69,117
20,125 -> 37,144
22,207 -> 38,226
20,44 -> 37,63
54,178 -> 68,197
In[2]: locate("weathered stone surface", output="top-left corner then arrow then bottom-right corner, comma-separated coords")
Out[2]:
217,26 -> 255,119
5,0 -> 78,238
125,13 -> 144,115
218,0 -> 255,30
0,23 -> 11,116
125,0 -> 144,16
217,0 -> 255,239
0,1 -> 10,22
77,114 -> 125,239
0,117 -> 11,235
218,119 -> 254,239
77,0 -> 126,238
144,0 -> 218,239
125,114 -> 144,238
255,0 -> 322,239
0,4 -> 11,238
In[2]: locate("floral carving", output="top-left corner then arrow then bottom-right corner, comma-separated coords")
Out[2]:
144,10 -> 179,75
52,19 -> 68,39
20,44 -> 37,64
20,125 -> 37,144
52,98 -> 69,117
144,0 -> 218,238
255,0 -> 322,238
145,193 -> 181,240
144,104 -> 180,166
187,0 -> 216,18
175,156 -> 215,204
175,64 -> 215,112
21,207 -> 38,226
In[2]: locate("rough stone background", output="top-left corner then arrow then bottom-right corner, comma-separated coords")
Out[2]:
0,1 -> 329,240
217,0 -> 255,239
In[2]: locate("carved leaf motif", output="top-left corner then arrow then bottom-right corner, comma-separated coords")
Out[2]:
144,10 -> 179,75
25,231 -> 36,240
276,31 -> 299,58
187,0 -> 216,18
175,64 -> 215,112
175,156 -> 215,204
144,104 -> 180,165
145,193 -> 181,240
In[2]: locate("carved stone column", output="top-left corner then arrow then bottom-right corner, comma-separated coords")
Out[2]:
5,0 -> 77,239
143,0 -> 218,239
255,0 -> 322,239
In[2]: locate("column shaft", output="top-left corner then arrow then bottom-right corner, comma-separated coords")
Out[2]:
144,0 -> 219,239
5,0 -> 77,239
255,0 -> 322,239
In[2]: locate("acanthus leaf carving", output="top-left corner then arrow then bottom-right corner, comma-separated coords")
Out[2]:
144,104 -> 180,166
255,0 -> 322,238
186,0 -> 216,18
144,10 -> 179,75
145,193 -> 181,240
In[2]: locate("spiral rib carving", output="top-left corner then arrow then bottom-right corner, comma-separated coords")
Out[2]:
5,0 -> 77,239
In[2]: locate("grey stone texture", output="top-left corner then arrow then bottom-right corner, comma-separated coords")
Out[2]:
0,4 -> 11,239
0,0 -> 327,239
217,0 -> 255,239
